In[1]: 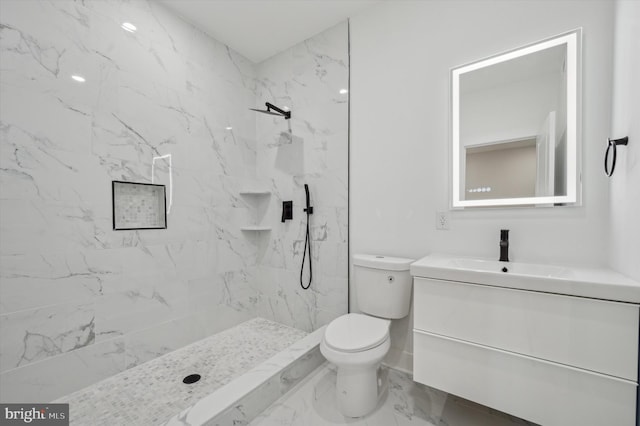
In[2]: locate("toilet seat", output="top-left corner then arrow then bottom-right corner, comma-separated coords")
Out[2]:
324,313 -> 390,353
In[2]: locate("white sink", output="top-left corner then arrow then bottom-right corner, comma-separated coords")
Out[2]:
444,257 -> 568,277
410,254 -> 640,303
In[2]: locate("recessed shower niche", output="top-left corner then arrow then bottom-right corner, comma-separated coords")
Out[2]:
112,181 -> 167,230
239,188 -> 272,232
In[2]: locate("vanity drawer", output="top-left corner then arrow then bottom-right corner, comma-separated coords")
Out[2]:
414,277 -> 639,380
413,330 -> 637,426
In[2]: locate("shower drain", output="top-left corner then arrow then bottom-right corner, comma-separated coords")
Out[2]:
182,374 -> 201,384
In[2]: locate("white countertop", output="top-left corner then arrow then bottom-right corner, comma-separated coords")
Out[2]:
411,254 -> 640,304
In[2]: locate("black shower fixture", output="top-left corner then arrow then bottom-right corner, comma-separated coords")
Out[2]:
250,102 -> 291,119
281,201 -> 293,222
300,184 -> 313,290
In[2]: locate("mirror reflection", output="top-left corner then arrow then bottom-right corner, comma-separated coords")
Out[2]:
452,30 -> 580,207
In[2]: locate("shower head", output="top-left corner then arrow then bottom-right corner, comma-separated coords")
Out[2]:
250,102 -> 291,120
249,108 -> 282,116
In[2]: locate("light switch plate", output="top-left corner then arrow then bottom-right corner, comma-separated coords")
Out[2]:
436,211 -> 450,230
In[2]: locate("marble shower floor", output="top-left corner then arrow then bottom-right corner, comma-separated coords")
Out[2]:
249,364 -> 536,426
54,318 -> 307,426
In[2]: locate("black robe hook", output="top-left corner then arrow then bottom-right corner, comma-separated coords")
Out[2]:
604,136 -> 629,177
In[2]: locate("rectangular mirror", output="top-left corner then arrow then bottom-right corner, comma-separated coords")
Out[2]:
451,29 -> 581,208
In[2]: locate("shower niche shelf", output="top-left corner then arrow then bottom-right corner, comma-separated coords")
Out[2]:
239,189 -> 271,196
239,189 -> 271,233
240,226 -> 272,232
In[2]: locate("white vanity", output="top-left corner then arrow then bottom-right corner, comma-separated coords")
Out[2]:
411,254 -> 640,426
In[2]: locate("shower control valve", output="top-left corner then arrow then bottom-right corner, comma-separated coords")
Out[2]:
282,201 -> 293,222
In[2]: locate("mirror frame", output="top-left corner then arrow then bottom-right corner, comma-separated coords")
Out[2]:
451,29 -> 582,208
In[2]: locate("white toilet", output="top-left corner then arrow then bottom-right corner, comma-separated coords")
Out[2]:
320,254 -> 414,417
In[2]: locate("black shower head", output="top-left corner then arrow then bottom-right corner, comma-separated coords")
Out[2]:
250,102 -> 291,119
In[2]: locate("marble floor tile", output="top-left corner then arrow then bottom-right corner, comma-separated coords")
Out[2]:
53,318 -> 307,426
249,364 -> 536,426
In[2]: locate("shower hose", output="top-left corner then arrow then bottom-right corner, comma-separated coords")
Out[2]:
300,185 -> 312,290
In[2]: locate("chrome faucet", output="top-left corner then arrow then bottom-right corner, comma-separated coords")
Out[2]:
499,229 -> 509,262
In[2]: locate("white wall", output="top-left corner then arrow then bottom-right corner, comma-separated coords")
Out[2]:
350,0 -> 615,372
610,0 -> 640,282
466,145 -> 537,199
461,73 -> 561,147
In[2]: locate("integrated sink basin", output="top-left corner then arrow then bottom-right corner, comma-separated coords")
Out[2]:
436,257 -> 568,276
410,254 -> 640,303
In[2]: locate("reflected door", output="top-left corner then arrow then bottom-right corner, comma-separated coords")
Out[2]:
535,111 -> 556,197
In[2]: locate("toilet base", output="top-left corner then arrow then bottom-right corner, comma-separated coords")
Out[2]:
336,365 -> 381,417
320,318 -> 392,418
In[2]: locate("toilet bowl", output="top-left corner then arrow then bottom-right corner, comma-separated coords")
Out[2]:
320,254 -> 414,418
320,313 -> 391,417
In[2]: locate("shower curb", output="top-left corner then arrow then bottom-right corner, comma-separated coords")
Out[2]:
164,326 -> 326,426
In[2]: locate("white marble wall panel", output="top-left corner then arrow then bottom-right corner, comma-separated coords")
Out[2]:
253,21 -> 349,332
0,338 -> 125,403
122,315 -> 198,369
0,0 -> 258,401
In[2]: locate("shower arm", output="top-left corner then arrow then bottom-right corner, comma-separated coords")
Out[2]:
265,102 -> 291,119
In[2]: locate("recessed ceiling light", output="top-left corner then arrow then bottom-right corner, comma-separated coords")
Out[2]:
71,75 -> 86,83
225,126 -> 233,130
339,88 -> 348,94
121,22 -> 137,33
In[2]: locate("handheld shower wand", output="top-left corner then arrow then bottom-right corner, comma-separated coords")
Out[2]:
303,184 -> 313,215
300,184 -> 313,290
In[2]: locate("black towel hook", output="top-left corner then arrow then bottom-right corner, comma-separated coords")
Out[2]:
604,136 -> 629,177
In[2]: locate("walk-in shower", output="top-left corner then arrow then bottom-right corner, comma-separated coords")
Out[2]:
0,0 -> 348,423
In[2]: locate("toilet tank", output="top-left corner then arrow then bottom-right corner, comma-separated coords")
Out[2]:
353,254 -> 415,319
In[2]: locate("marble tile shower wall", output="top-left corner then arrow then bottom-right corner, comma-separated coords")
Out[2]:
0,0 -> 259,402
253,22 -> 349,332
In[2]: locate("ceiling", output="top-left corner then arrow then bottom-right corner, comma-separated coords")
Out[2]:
461,44 -> 566,94
160,0 -> 380,63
